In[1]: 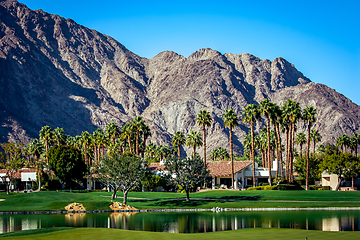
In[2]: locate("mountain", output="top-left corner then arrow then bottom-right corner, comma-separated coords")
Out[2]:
1,0 -> 359,156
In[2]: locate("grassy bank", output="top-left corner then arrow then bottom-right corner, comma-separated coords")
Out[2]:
0,190 -> 360,211
1,227 -> 359,240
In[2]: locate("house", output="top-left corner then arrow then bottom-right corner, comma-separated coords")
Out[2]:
321,172 -> 359,191
0,168 -> 37,191
149,160 -> 279,190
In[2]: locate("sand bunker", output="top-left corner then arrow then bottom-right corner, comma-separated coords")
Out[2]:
109,202 -> 138,211
64,202 -> 86,211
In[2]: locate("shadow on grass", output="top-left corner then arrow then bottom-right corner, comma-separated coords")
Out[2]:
150,199 -> 217,207
218,195 -> 262,201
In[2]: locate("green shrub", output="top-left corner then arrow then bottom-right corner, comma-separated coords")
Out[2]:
322,186 -> 331,190
247,186 -> 262,190
264,185 -> 278,190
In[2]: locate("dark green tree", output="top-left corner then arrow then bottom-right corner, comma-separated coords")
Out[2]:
94,154 -> 147,203
48,145 -> 86,188
164,156 -> 210,201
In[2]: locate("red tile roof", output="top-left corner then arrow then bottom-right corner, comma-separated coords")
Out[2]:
0,168 -> 37,178
207,161 -> 252,177
149,163 -> 165,171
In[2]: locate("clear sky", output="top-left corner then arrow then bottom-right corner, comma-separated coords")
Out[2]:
20,0 -> 360,105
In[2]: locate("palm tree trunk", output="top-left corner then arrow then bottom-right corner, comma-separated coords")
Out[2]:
313,139 -> 316,154
300,144 -> 303,157
136,130 -> 139,156
128,136 -> 133,153
285,128 -> 290,180
251,121 -> 256,187
261,149 -> 265,167
193,147 -> 196,159
203,126 -> 206,163
84,144 -> 88,165
266,117 -> 272,186
306,123 -> 311,191
94,145 -> 97,164
178,145 -> 181,159
290,122 -> 295,183
275,123 -> 283,180
230,128 -> 234,189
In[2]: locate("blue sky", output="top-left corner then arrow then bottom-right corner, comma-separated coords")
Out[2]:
20,0 -> 360,105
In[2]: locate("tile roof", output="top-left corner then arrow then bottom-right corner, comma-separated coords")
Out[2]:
0,168 -> 37,178
207,161 -> 252,177
149,163 -> 165,172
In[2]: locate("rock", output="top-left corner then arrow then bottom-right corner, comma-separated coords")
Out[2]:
0,0 -> 359,156
65,202 -> 86,211
109,202 -> 137,211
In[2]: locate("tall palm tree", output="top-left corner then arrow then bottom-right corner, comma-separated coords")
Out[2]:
80,131 -> 92,165
336,134 -> 350,153
269,103 -> 283,181
242,104 -> 261,187
259,99 -> 275,186
172,131 -> 186,158
145,142 -> 157,159
105,122 -> 120,145
295,132 -> 306,157
53,127 -> 67,146
350,133 -> 360,157
39,126 -> 54,163
302,105 -> 317,191
259,128 -> 268,168
282,99 -> 301,183
186,130 -> 203,158
141,124 -> 151,158
310,129 -> 321,154
223,108 -> 239,188
196,110 -> 212,163
122,123 -> 134,153
131,116 -> 145,156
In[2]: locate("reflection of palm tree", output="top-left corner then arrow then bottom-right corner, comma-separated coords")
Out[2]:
186,130 -> 203,158
302,105 -> 317,191
196,110 -> 212,163
223,108 -> 238,188
242,104 -> 260,187
172,131 -> 186,158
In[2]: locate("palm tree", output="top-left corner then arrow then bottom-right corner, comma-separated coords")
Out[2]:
186,130 -> 203,158
295,132 -> 306,157
223,108 -> 239,188
145,142 -> 157,159
196,110 -> 212,163
80,131 -> 92,165
122,123 -> 134,153
259,99 -> 275,186
172,131 -> 186,158
141,124 -> 151,158
131,116 -> 145,156
242,104 -> 261,187
269,103 -> 283,180
105,122 -> 120,145
39,126 -> 54,163
53,127 -> 67,146
310,129 -> 321,154
282,99 -> 301,183
259,128 -> 268,168
336,134 -> 350,153
302,105 -> 317,191
350,133 -> 360,157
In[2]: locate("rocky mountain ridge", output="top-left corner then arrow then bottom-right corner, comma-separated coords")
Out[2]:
1,0 -> 359,156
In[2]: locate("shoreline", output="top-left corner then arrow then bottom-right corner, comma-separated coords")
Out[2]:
1,206 -> 360,215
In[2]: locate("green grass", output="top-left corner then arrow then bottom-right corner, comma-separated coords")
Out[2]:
0,190 -> 359,211
0,228 -> 359,240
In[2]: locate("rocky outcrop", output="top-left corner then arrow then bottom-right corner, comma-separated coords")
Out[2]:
1,0 -> 359,156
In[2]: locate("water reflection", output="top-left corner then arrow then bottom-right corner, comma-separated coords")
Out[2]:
0,210 -> 359,234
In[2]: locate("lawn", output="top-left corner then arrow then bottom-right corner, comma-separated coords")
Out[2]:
0,227 -> 359,240
0,190 -> 360,212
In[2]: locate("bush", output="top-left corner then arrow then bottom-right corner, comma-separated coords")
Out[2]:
322,186 -> 331,190
247,186 -> 262,190
277,184 -> 304,190
264,185 -> 278,190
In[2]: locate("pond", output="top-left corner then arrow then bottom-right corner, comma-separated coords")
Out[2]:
1,210 -> 359,233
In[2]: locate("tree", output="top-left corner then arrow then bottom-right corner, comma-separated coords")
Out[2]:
186,130 -> 203,158
105,122 -> 120,145
269,103 -> 284,180
295,132 -> 306,157
259,99 -> 275,186
336,134 -> 350,153
39,126 -> 54,163
196,110 -> 212,163
310,129 -> 321,154
223,108 -> 239,188
145,142 -> 157,159
302,105 -> 317,191
350,133 -> 360,157
122,123 -> 134,154
172,131 -> 186,158
164,156 -> 210,201
242,104 -> 261,186
131,117 -> 145,156
320,152 -> 355,191
94,154 -> 147,203
48,145 -> 86,188
0,143 -> 24,194
141,124 -> 151,158
53,127 -> 67,146
80,131 -> 92,165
